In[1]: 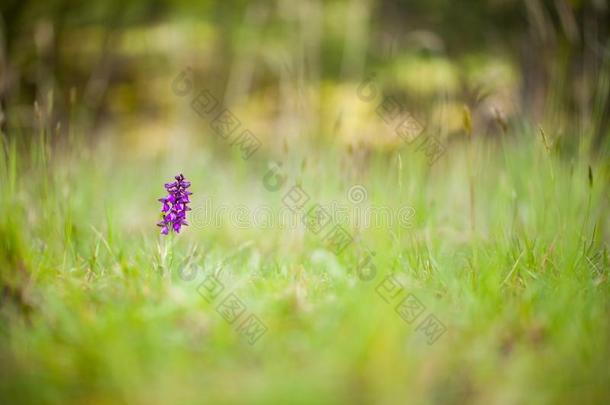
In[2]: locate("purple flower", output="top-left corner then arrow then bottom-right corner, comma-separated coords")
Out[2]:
157,173 -> 192,235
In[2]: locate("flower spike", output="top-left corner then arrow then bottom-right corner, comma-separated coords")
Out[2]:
157,174 -> 192,234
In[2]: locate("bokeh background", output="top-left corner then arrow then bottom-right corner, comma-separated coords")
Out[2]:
1,0 -> 609,155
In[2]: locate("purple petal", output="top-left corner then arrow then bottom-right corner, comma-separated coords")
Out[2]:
158,174 -> 192,234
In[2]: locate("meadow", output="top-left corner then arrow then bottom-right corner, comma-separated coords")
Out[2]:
1,113 -> 608,403
1,1 -> 610,404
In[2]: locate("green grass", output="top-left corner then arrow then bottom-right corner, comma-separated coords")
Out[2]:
1,129 -> 609,404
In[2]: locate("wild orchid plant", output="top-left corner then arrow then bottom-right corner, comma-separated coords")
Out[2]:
157,174 -> 192,235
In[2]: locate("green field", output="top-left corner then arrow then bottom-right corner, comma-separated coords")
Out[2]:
1,1 -> 610,403
1,125 -> 608,403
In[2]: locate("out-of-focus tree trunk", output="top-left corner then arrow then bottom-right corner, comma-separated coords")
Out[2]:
521,0 -> 555,123
521,0 -> 610,150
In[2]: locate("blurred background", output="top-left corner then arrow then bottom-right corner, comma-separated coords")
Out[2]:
1,0 -> 609,158
2,2 -> 610,403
